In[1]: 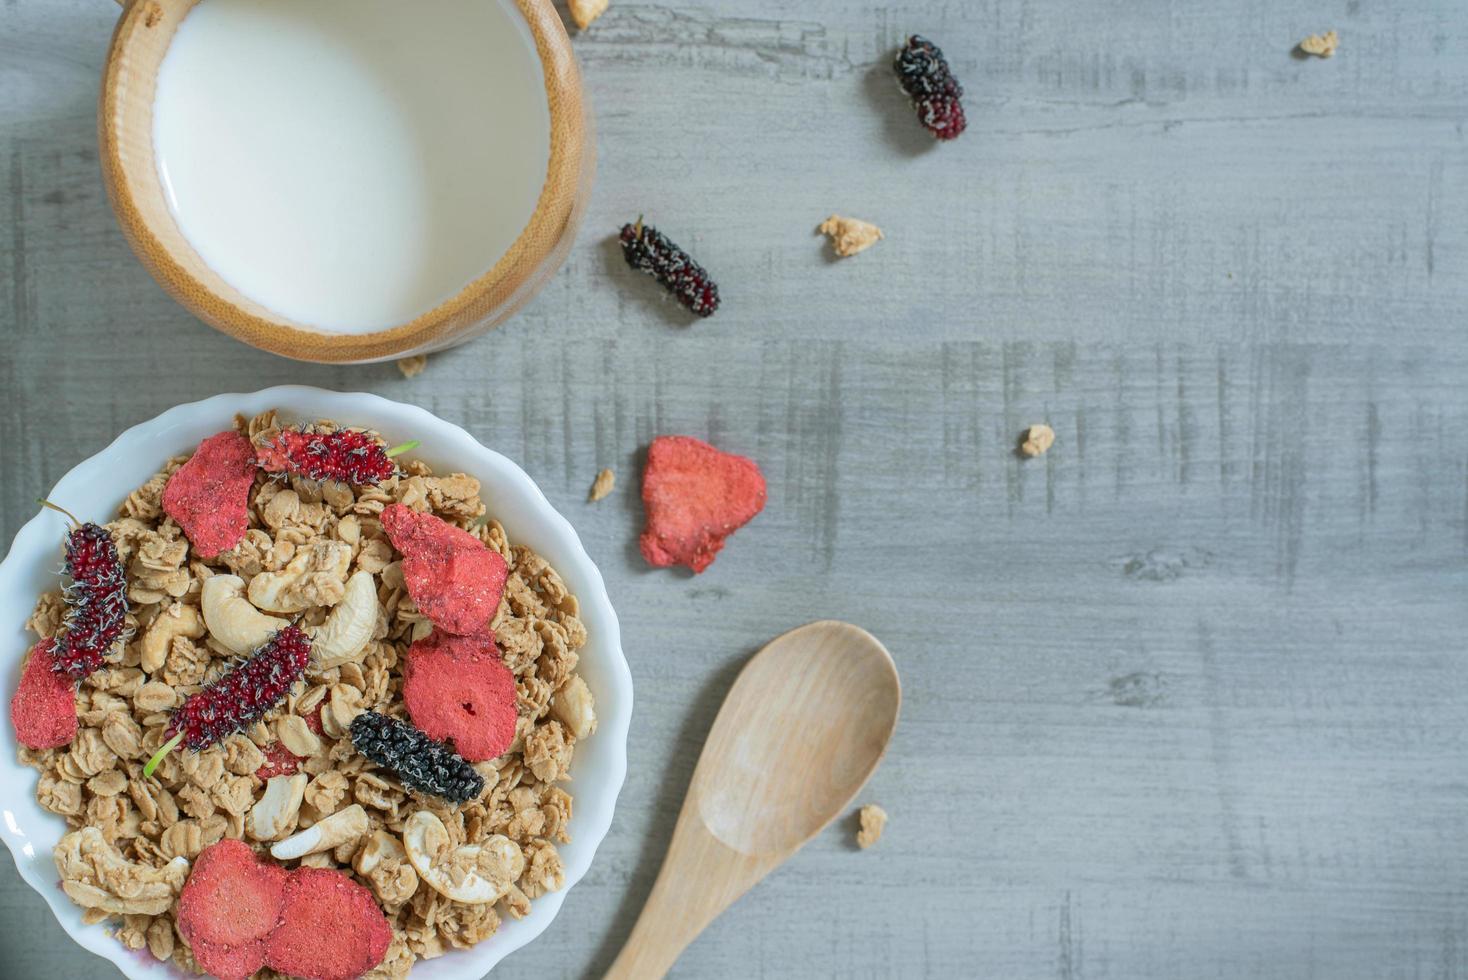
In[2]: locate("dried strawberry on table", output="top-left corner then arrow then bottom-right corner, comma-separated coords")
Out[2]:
639,435 -> 768,573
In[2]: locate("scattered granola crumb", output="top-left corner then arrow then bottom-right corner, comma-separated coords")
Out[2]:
819,215 -> 884,258
1021,424 -> 1056,457
856,804 -> 887,849
1297,30 -> 1338,58
397,355 -> 428,379
589,468 -> 615,502
569,0 -> 609,30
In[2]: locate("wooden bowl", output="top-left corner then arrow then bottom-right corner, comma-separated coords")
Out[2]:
99,0 -> 592,364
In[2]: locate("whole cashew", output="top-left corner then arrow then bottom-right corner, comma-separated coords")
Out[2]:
248,772 -> 307,842
306,570 -> 379,669
139,603 -> 205,674
247,541 -> 353,613
402,810 -> 523,905
550,674 -> 598,740
201,575 -> 288,656
270,803 -> 369,861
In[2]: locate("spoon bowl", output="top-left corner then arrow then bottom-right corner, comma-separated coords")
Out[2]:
606,621 -> 900,979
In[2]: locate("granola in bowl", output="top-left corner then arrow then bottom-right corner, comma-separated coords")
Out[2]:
10,409 -> 597,979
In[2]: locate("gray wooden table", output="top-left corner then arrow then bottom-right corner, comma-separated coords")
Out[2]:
3,1 -> 1466,978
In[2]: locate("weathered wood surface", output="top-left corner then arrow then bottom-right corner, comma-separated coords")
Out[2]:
2,1 -> 1466,978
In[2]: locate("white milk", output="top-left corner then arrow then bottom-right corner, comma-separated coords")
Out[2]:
152,0 -> 551,333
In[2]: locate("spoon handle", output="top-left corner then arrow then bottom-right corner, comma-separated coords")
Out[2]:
604,805 -> 781,979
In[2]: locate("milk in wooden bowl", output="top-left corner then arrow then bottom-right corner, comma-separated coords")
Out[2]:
100,0 -> 591,363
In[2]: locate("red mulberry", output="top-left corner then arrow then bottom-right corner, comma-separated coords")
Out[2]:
619,219 -> 721,318
144,626 -> 312,776
894,35 -> 967,140
256,427 -> 417,486
39,501 -> 128,679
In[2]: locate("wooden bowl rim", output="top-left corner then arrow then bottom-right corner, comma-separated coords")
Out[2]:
98,0 -> 584,363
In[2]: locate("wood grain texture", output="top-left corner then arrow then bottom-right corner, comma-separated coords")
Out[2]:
606,621 -> 900,979
2,1 -> 1466,978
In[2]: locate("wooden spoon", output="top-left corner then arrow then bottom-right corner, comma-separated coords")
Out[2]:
605,620 -> 901,979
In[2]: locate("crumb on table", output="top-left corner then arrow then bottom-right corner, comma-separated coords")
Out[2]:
569,0 -> 608,30
819,215 -> 884,257
856,804 -> 887,849
1298,30 -> 1338,57
1021,424 -> 1056,457
396,356 -> 427,379
589,468 -> 615,502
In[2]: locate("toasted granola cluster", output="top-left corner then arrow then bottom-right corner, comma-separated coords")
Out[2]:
19,410 -> 593,978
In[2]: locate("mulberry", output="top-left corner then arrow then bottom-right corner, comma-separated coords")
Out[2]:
256,427 -> 417,486
894,35 -> 967,140
39,501 -> 128,679
144,626 -> 312,777
349,711 -> 485,804
619,219 -> 721,317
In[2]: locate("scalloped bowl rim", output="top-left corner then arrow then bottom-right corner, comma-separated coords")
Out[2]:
0,385 -> 631,979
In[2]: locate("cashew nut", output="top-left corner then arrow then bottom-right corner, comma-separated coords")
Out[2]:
402,810 -> 523,905
54,827 -> 189,915
139,603 -> 205,674
306,570 -> 379,669
277,714 -> 323,758
248,773 -> 307,842
247,541 -> 352,613
550,674 -> 598,740
354,829 -> 407,877
201,575 -> 289,656
354,829 -> 420,906
270,803 -> 369,860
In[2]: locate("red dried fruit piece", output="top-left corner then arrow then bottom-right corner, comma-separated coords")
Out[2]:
162,430 -> 258,559
145,626 -> 312,777
381,504 -> 507,636
38,502 -> 129,679
192,938 -> 274,980
255,741 -> 301,780
639,435 -> 767,573
266,867 -> 391,980
10,638 -> 77,749
256,427 -> 417,486
177,839 -> 287,980
402,631 -> 517,762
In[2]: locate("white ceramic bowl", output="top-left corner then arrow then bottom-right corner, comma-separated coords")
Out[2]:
0,386 -> 631,978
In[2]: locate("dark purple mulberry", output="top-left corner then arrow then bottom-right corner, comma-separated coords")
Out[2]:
144,626 -> 312,776
39,501 -> 129,679
894,35 -> 967,140
619,219 -> 720,318
350,711 -> 485,804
